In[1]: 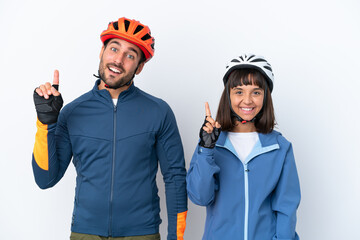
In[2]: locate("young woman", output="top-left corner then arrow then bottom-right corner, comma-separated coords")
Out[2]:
187,54 -> 301,240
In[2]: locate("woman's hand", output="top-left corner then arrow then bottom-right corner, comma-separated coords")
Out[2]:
199,102 -> 221,148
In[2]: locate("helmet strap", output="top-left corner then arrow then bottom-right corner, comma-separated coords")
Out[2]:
104,78 -> 133,89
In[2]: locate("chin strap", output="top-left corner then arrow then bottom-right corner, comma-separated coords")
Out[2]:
93,71 -> 100,79
103,79 -> 133,89
226,84 -> 268,125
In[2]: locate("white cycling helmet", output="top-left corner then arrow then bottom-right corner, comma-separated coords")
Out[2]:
223,54 -> 274,92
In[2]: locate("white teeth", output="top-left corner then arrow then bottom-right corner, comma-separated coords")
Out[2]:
241,108 -> 253,111
109,67 -> 121,73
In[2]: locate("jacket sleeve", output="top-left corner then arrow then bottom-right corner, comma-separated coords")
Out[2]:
186,145 -> 220,206
32,110 -> 73,189
156,105 -> 187,240
271,144 -> 301,240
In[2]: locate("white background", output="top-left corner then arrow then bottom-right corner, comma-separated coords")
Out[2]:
1,0 -> 359,239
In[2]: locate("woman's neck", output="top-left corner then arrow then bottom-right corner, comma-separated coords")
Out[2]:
231,121 -> 257,133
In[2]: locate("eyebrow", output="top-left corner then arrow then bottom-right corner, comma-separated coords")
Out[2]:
109,40 -> 139,56
233,86 -> 263,91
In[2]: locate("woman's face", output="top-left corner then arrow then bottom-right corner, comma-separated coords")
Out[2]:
229,84 -> 264,122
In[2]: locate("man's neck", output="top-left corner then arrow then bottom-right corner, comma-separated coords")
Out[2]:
98,80 -> 132,99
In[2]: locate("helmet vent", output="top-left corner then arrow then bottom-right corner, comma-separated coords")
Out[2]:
141,34 -> 151,41
113,21 -> 119,30
250,58 -> 266,63
231,59 -> 240,63
134,25 -> 144,34
247,55 -> 255,61
239,56 -> 244,61
264,65 -> 272,71
124,20 -> 130,32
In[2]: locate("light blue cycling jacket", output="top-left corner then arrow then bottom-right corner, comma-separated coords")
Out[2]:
187,130 -> 300,240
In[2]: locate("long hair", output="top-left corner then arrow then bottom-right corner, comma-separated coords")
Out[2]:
216,69 -> 275,133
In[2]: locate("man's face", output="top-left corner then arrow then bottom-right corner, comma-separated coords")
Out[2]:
98,38 -> 144,89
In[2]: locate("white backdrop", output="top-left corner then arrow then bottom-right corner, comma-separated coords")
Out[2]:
1,0 -> 359,239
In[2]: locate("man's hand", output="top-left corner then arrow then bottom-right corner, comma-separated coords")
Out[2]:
199,102 -> 221,148
33,70 -> 63,124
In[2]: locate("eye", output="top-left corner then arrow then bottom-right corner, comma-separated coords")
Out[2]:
235,90 -> 243,95
126,54 -> 135,59
253,90 -> 263,95
110,47 -> 117,52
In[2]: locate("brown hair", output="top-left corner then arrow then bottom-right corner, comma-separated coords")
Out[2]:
216,69 -> 275,133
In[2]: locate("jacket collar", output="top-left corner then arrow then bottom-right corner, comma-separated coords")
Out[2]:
216,130 -> 281,163
216,130 -> 281,148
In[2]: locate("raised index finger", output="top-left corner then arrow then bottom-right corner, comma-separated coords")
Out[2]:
205,102 -> 212,117
53,70 -> 59,86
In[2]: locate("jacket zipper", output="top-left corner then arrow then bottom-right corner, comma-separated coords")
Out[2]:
217,143 -> 250,240
244,163 -> 249,240
109,105 -> 117,236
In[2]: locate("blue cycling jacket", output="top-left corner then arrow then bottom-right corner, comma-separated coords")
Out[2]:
32,80 -> 188,239
187,131 -> 300,240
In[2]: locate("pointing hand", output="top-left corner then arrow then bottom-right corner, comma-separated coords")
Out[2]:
33,70 -> 64,124
199,102 -> 221,148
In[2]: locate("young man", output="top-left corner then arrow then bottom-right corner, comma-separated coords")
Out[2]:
32,17 -> 187,240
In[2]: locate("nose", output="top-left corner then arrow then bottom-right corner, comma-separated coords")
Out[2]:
113,52 -> 125,65
243,93 -> 253,104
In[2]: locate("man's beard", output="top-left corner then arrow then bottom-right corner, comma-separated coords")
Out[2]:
98,60 -> 136,89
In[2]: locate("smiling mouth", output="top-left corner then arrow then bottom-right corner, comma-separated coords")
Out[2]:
241,107 -> 254,111
108,66 -> 123,74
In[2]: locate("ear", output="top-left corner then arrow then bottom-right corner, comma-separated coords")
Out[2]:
99,45 -> 105,59
135,62 -> 145,75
